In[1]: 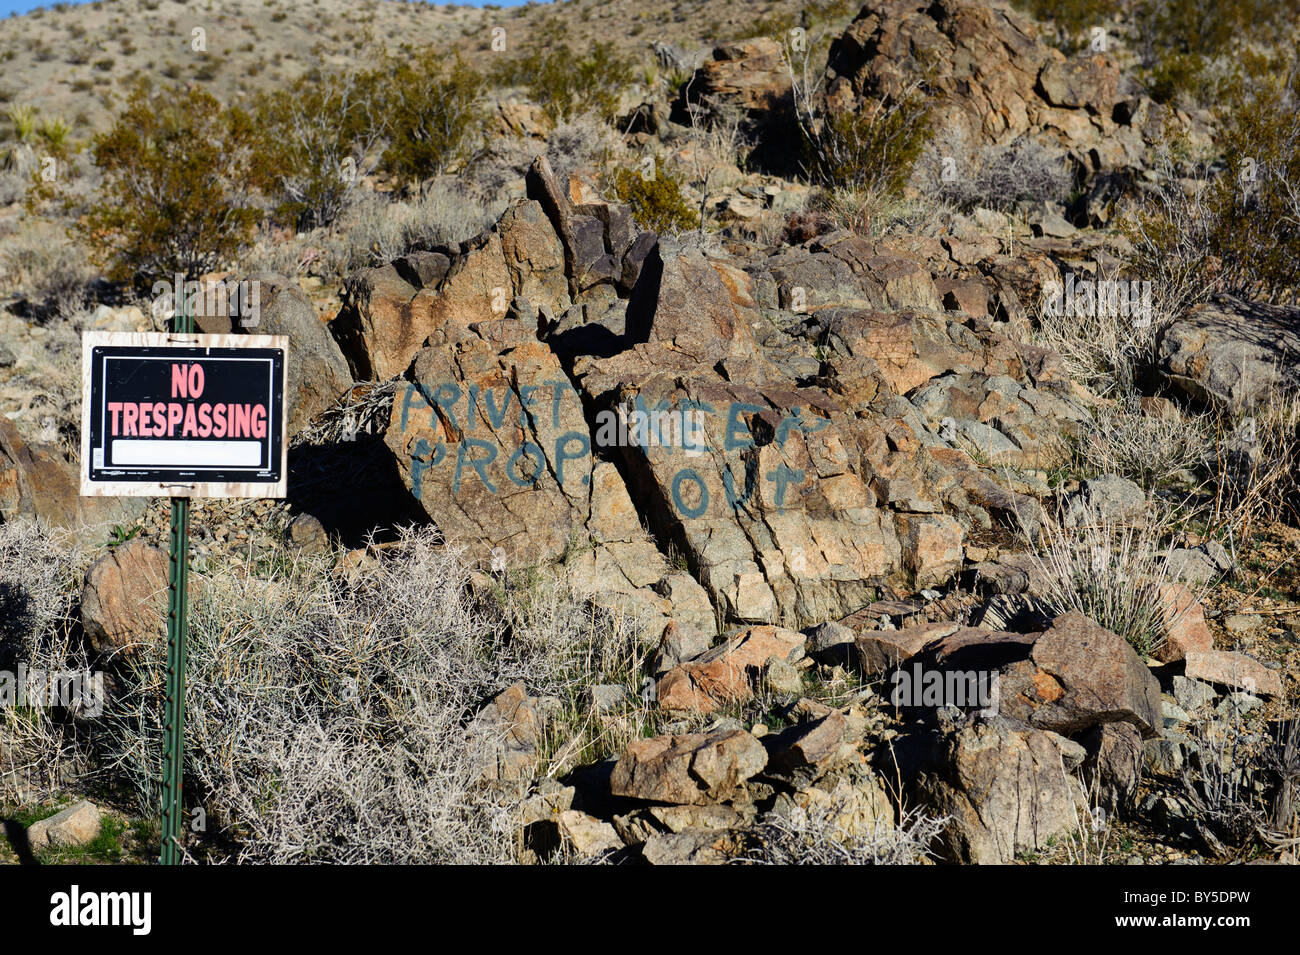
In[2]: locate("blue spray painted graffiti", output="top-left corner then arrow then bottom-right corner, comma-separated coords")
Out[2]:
397,382 -> 828,518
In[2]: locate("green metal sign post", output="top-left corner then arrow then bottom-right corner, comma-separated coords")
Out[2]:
159,492 -> 190,863
160,303 -> 194,866
81,298 -> 287,866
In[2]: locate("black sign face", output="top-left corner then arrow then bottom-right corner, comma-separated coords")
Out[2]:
81,334 -> 287,496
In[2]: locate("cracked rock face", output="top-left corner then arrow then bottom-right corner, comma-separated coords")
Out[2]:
359,152 -> 1090,632
820,0 -> 1179,178
918,718 -> 1086,864
609,728 -> 768,805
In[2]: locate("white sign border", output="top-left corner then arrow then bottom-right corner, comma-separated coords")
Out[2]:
80,331 -> 289,499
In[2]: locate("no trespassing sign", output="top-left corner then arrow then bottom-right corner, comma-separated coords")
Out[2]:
80,331 -> 288,499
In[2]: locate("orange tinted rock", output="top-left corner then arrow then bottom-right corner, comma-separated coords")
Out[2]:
1154,583 -> 1214,662
657,625 -> 804,714
80,539 -> 170,655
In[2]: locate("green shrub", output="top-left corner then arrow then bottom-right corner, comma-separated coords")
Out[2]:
612,161 -> 699,233
378,54 -> 487,190
1014,0 -> 1300,104
254,68 -> 387,229
1204,78 -> 1300,299
35,116 -> 71,150
800,89 -> 930,195
1125,78 -> 1300,304
75,82 -> 266,284
6,104 -> 36,142
491,21 -> 633,124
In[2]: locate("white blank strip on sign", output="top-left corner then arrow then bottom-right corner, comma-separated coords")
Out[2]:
111,440 -> 262,468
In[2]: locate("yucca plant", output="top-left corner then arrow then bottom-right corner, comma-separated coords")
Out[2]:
6,103 -> 36,142
36,116 -> 71,150
1024,504 -> 1198,657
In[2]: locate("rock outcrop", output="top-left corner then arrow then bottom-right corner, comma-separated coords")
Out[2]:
1156,298 -> 1300,411
0,416 -> 143,533
819,0 -> 1179,180
350,150 -> 1091,632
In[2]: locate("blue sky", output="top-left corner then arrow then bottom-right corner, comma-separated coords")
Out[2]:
0,0 -> 536,16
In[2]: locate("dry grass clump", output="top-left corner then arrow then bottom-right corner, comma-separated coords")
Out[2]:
0,225 -> 92,318
341,181 -> 502,264
496,569 -> 656,781
242,180 -> 503,284
747,798 -> 948,865
1074,400 -> 1209,491
102,525 -> 652,863
1119,142 -> 1222,322
1205,388 -> 1300,540
0,520 -> 90,804
1028,263 -> 1169,401
811,182 -> 959,239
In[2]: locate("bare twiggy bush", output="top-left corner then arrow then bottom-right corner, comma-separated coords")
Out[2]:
746,799 -> 949,865
1205,387 -> 1300,539
1024,505 -> 1193,657
0,520 -> 90,804
920,130 -> 1073,210
1259,718 -> 1300,856
101,526 -> 651,863
1180,707 -> 1272,858
1028,262 -> 1167,401
239,230 -> 321,279
1061,770 -> 1117,865
541,114 -> 624,192
1075,401 -> 1210,490
0,227 -> 92,318
470,111 -> 623,201
675,88 -> 750,232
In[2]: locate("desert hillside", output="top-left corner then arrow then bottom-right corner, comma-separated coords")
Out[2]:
1,0 -> 1299,869
0,0 -> 859,132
